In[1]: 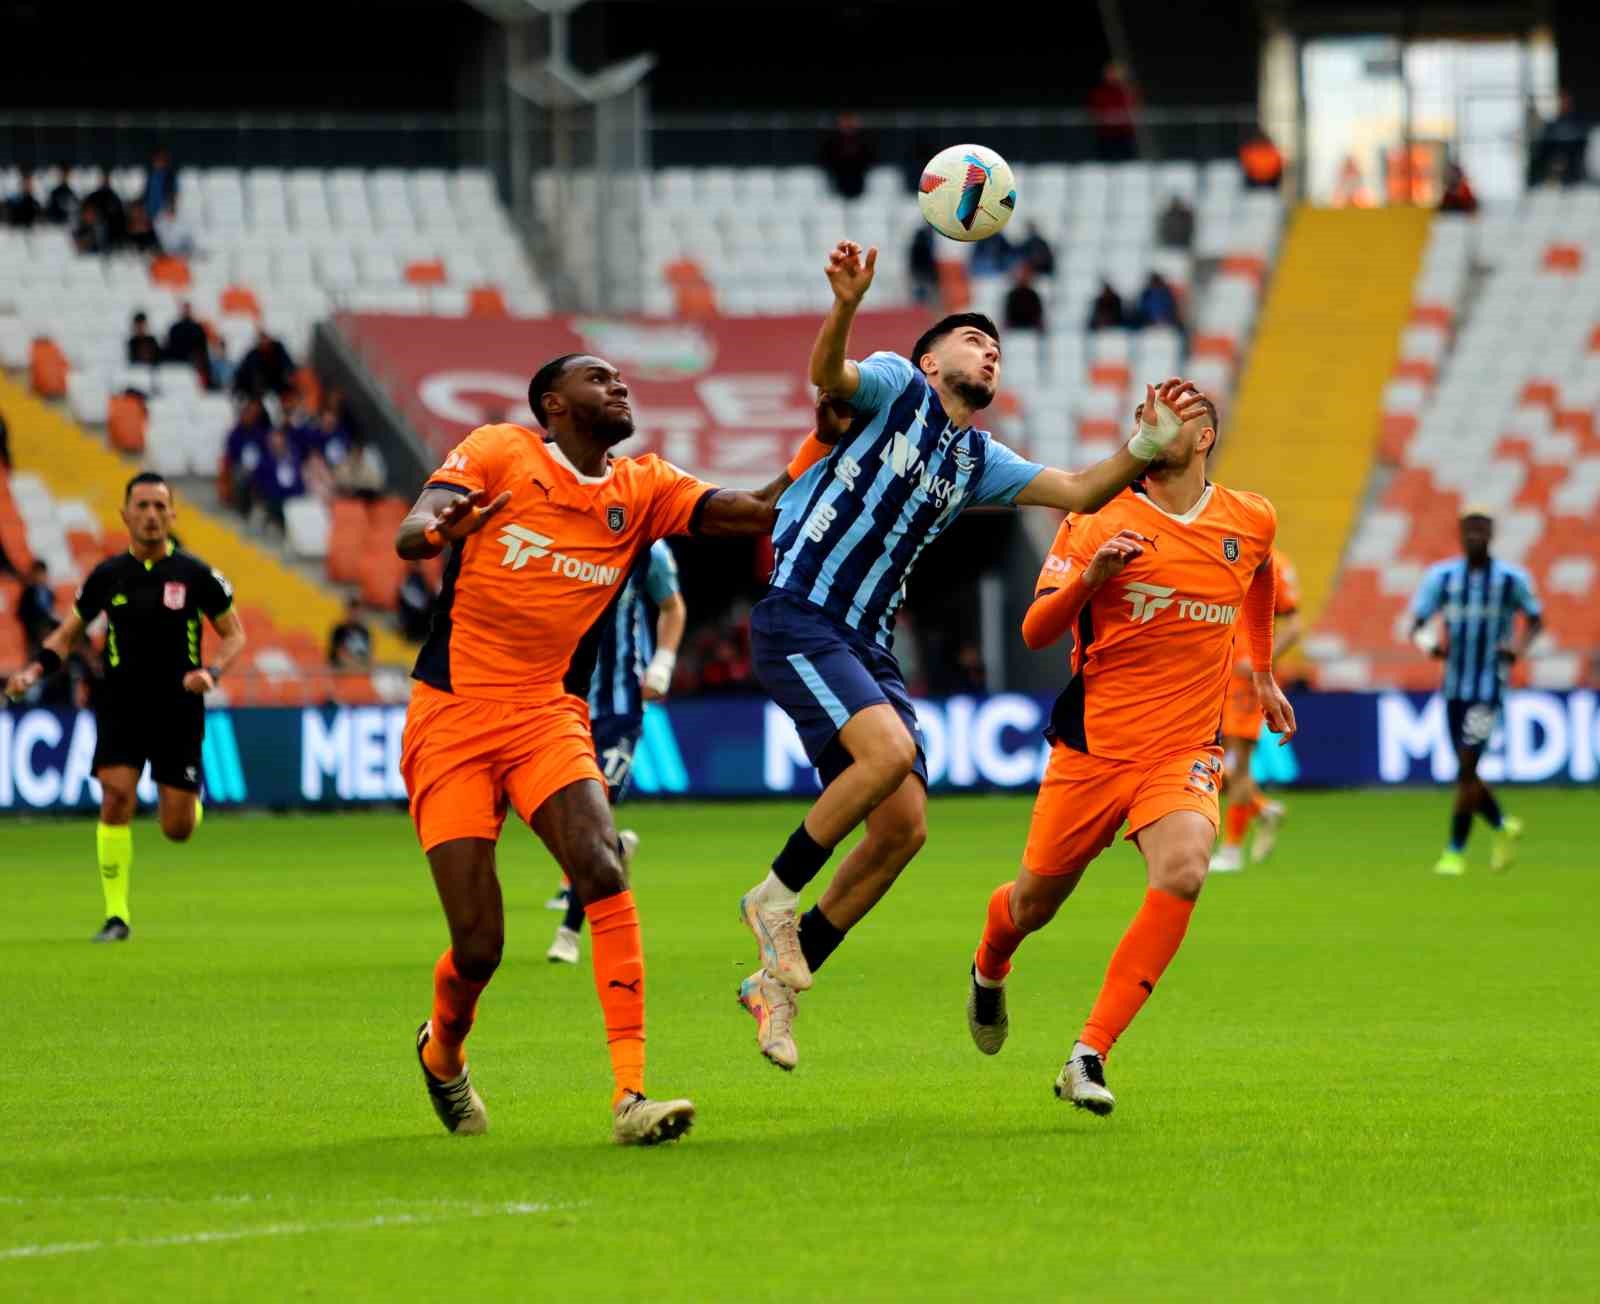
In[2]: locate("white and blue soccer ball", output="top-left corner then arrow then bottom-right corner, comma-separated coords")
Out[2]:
916,143 -> 1017,243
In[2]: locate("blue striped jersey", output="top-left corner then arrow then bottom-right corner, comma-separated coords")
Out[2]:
769,351 -> 1044,647
588,539 -> 680,724
1409,556 -> 1541,703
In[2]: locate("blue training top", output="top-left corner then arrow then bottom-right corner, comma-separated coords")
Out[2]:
1409,555 -> 1541,703
588,539 -> 680,724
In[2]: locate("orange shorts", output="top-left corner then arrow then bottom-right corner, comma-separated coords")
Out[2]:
1221,670 -> 1263,741
400,680 -> 604,852
1022,742 -> 1224,876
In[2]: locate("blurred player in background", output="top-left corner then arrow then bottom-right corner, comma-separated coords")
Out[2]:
734,240 -> 1201,1074
396,353 -> 780,1146
5,473 -> 245,942
1209,549 -> 1301,872
1408,506 -> 1542,877
965,390 -> 1294,1115
546,539 -> 687,965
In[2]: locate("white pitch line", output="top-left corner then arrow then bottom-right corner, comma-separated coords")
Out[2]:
0,1201 -> 567,1263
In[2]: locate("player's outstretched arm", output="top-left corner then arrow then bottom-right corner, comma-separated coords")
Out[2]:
1243,557 -> 1297,743
809,241 -> 877,398
1013,380 -> 1207,514
396,486 -> 513,560
695,489 -> 778,537
4,608 -> 85,701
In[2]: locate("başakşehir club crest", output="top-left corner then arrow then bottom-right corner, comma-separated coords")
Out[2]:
606,505 -> 626,532
1222,537 -> 1240,563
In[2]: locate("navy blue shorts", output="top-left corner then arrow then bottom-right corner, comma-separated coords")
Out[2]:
751,589 -> 927,788
591,713 -> 643,805
1447,699 -> 1500,754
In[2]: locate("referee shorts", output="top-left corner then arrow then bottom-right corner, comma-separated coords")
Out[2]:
92,695 -> 205,792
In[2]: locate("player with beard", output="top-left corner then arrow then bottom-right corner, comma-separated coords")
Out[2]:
734,240 -> 1207,1073
965,391 -> 1295,1115
397,353 -> 783,1145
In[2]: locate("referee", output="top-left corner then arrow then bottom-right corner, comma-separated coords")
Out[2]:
6,472 -> 246,940
1408,504 -> 1543,877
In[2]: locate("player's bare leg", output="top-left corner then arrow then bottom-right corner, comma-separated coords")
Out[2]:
156,785 -> 199,842
1212,737 -> 1261,873
533,780 -> 692,1145
1059,811 -> 1212,1114
968,866 -> 1085,1055
418,837 -> 500,1134
742,704 -> 916,992
92,766 -> 139,942
741,775 -> 927,1070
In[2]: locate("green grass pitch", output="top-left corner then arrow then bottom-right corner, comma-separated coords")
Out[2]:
4,789 -> 1597,1301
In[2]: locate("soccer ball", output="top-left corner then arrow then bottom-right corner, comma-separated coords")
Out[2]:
917,144 -> 1017,243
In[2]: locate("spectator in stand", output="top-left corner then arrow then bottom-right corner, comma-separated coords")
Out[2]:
5,170 -> 42,228
1438,161 -> 1479,214
908,224 -> 938,305
328,596 -> 373,670
1157,194 -> 1195,249
84,169 -> 126,247
72,198 -> 110,255
1088,63 -> 1138,162
126,312 -> 163,367
142,147 -> 179,223
252,426 -> 305,531
1015,222 -> 1055,278
397,563 -> 436,642
223,397 -> 271,515
46,164 -> 77,225
819,112 -> 874,201
332,433 -> 386,500
1240,128 -> 1284,190
1132,271 -> 1183,331
969,228 -> 1014,280
233,329 -> 296,399
125,201 -> 161,255
165,300 -> 209,372
1087,279 -> 1126,331
1003,264 -> 1045,333
19,560 -> 58,652
1530,90 -> 1587,188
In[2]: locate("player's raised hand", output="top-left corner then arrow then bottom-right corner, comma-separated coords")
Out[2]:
1082,529 -> 1147,588
1156,377 -> 1208,424
5,665 -> 41,702
824,241 -> 877,306
431,488 -> 514,543
1254,672 -> 1298,744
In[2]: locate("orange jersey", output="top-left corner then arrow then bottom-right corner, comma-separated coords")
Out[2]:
413,424 -> 717,701
1035,483 -> 1277,761
1229,548 -> 1299,674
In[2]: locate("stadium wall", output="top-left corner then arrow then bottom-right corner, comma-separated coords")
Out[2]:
3,690 -> 1596,814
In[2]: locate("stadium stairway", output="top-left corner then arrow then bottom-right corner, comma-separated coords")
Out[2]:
1217,206 -> 1432,632
0,373 -> 414,667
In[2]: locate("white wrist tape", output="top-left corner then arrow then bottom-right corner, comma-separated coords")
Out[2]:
643,649 -> 676,694
1129,398 -> 1182,460
1411,627 -> 1439,655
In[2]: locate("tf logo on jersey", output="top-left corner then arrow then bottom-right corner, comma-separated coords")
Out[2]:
1222,537 -> 1240,563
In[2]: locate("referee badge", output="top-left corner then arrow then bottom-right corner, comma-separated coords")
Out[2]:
163,582 -> 187,610
1222,537 -> 1240,563
606,505 -> 626,532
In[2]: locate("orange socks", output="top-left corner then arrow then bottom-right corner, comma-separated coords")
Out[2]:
1223,796 -> 1262,847
1080,887 -> 1195,1057
975,882 -> 1026,982
587,889 -> 646,1106
424,949 -> 489,1080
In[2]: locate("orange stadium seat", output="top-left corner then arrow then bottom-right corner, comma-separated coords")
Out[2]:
326,497 -> 368,584
1541,243 -> 1582,273
359,546 -> 406,610
150,256 -> 191,288
405,259 -> 448,286
1377,413 -> 1418,465
466,286 -> 509,319
107,392 -> 147,453
30,338 -> 68,398
1393,358 -> 1436,384
220,285 -> 261,318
